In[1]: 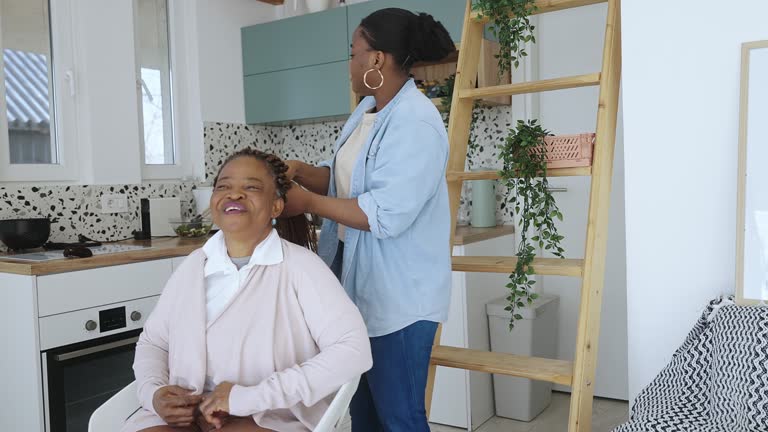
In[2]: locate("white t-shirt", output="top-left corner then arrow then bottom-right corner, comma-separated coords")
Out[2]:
335,112 -> 376,241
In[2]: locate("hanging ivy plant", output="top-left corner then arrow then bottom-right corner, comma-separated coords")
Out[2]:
473,0 -> 538,76
498,120 -> 565,329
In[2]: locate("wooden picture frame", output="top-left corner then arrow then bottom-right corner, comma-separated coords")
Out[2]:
736,40 -> 768,305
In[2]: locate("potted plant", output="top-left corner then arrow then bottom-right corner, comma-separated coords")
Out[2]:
498,120 -> 566,329
473,0 -> 538,76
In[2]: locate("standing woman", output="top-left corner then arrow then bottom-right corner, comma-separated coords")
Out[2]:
281,8 -> 455,432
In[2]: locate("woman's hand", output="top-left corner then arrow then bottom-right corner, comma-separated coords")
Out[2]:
284,160 -> 304,181
199,381 -> 235,429
152,385 -> 203,427
284,161 -> 331,196
281,183 -> 315,218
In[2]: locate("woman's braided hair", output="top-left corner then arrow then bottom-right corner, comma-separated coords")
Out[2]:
213,148 -> 318,252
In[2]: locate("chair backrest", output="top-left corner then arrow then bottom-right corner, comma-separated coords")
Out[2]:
313,375 -> 361,432
88,381 -> 138,432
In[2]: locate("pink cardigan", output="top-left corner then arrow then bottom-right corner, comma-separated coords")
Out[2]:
122,240 -> 372,432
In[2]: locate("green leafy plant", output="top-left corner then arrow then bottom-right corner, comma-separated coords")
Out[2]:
473,0 -> 538,76
498,120 -> 565,329
438,73 -> 455,116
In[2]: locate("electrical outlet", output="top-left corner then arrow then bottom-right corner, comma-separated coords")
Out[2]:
100,194 -> 129,214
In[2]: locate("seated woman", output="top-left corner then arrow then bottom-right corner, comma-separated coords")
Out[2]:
122,149 -> 373,432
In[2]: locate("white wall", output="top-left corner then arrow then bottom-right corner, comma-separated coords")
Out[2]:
536,4 -> 628,400
195,0 -> 277,123
622,0 -> 768,403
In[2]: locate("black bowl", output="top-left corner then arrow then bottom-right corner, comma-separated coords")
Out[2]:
0,218 -> 52,250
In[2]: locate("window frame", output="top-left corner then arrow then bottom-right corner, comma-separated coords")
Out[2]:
0,0 -> 203,185
138,0 -> 201,182
0,0 -> 79,182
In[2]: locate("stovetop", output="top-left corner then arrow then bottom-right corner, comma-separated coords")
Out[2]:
1,244 -> 154,262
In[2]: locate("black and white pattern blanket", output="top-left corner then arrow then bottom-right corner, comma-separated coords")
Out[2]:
615,296 -> 768,432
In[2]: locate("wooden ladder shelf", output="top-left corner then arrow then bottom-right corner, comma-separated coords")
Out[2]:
425,0 -> 622,431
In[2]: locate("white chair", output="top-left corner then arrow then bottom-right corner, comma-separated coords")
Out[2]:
88,376 -> 360,432
89,381 -> 137,432
312,375 -> 359,432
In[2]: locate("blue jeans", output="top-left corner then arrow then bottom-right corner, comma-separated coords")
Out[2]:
350,320 -> 438,432
331,242 -> 438,431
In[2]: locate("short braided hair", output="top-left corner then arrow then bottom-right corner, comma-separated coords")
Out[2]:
213,148 -> 318,252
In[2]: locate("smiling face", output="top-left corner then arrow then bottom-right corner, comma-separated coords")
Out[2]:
211,156 -> 284,239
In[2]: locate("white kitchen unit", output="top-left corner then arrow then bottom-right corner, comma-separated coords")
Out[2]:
0,258 -> 177,431
429,227 -> 515,430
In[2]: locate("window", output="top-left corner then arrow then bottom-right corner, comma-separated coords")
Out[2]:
134,0 -> 175,167
0,0 -> 76,182
0,0 -> 200,183
1,0 -> 56,165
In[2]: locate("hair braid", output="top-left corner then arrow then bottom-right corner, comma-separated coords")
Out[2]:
213,148 -> 318,252
263,154 -> 292,199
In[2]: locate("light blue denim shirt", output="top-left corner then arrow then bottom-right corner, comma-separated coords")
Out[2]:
317,79 -> 452,337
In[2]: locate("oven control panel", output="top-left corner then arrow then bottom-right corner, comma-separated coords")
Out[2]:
99,306 -> 126,332
38,296 -> 158,350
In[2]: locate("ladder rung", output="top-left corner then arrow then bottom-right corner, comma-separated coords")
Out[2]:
459,73 -> 600,100
446,167 -> 591,182
431,346 -> 573,386
471,0 -> 607,22
452,256 -> 583,277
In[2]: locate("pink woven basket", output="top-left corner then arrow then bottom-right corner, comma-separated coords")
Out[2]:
530,133 -> 595,169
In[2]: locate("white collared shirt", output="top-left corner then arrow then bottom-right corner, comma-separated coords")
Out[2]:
201,229 -> 283,325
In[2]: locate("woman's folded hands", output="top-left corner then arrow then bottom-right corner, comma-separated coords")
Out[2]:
199,381 -> 236,429
152,382 -> 234,430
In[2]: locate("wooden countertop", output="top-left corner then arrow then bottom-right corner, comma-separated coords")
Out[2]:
453,225 -> 515,246
0,237 -> 208,276
0,225 -> 514,276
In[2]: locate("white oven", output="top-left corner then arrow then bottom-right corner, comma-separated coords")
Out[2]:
29,258 -> 175,432
40,296 -> 157,432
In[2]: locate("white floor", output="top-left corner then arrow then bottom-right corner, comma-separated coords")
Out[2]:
339,392 -> 629,432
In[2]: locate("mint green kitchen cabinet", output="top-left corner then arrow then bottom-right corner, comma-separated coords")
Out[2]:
241,0 -> 472,124
244,61 -> 350,124
346,0 -> 466,44
241,7 -> 349,76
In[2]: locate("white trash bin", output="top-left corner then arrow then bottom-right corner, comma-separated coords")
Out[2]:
486,294 -> 559,421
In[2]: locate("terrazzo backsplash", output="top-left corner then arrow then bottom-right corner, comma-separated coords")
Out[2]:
204,120 -> 345,180
203,104 -> 518,227
0,183 -> 196,251
0,107 -> 516,252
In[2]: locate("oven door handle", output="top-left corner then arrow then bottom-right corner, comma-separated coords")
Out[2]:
54,336 -> 140,362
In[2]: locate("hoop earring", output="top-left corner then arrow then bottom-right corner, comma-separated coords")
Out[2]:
363,68 -> 384,90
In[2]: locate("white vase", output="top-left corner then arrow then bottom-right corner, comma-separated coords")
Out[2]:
305,0 -> 333,13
